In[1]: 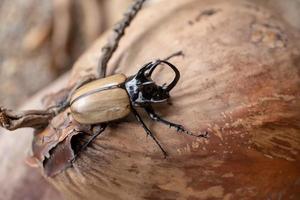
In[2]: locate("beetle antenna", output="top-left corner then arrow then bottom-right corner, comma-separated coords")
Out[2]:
144,106 -> 209,140
163,51 -> 184,61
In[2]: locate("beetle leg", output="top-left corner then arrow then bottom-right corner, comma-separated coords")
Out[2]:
72,124 -> 107,162
131,108 -> 168,158
82,124 -> 107,149
145,106 -> 208,138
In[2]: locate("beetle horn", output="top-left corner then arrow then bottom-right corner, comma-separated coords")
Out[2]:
136,60 -> 180,92
135,62 -> 155,78
149,60 -> 180,92
160,60 -> 180,92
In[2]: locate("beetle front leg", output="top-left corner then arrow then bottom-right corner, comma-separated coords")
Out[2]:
145,106 -> 208,138
131,108 -> 168,158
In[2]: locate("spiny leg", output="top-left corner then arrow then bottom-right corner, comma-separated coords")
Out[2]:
145,106 -> 208,138
131,108 -> 168,158
72,124 -> 107,162
81,124 -> 107,151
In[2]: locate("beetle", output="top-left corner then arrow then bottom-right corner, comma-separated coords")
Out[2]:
70,56 -> 207,157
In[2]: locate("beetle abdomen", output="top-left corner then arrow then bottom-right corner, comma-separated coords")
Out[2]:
70,74 -> 131,124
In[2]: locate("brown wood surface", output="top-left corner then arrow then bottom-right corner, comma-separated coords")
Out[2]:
1,0 -> 299,199
45,0 -> 300,199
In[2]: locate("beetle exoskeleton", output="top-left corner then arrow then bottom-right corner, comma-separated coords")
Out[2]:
70,58 -> 207,157
70,74 -> 131,124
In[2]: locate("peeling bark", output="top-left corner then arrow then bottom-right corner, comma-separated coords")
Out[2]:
0,107 -> 54,131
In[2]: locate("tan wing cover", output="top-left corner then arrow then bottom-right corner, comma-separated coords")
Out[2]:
70,74 -> 131,124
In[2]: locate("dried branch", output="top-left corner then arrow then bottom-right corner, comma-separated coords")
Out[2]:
0,107 -> 54,131
97,0 -> 147,78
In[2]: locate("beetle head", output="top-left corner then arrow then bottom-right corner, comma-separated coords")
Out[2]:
125,60 -> 180,106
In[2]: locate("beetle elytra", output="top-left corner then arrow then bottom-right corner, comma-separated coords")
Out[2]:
70,56 -> 207,157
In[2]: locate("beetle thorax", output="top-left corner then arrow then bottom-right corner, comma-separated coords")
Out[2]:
125,76 -> 170,107
124,60 -> 180,107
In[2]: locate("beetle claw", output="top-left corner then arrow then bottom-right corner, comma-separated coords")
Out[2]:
163,152 -> 168,159
197,131 -> 209,138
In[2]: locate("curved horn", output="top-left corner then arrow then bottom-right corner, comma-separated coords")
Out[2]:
136,60 -> 180,92
159,60 -> 180,92
136,62 -> 155,78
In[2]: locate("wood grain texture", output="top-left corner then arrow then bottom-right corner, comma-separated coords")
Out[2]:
45,0 -> 299,199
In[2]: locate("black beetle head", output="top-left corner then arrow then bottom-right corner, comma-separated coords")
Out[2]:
125,60 -> 180,106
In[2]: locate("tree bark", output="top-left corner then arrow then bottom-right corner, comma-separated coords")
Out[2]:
44,0 -> 300,199
3,0 -> 300,199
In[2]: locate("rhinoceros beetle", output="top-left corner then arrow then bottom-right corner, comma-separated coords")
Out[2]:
70,54 -> 207,157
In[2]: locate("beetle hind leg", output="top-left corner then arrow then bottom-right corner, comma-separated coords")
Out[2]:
81,124 -> 107,150
131,108 -> 168,158
145,106 -> 208,138
72,124 -> 107,162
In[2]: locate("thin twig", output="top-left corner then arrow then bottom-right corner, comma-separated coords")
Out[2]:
0,107 -> 54,131
97,0 -> 147,78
